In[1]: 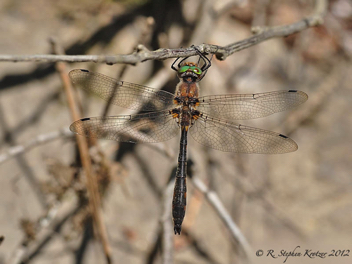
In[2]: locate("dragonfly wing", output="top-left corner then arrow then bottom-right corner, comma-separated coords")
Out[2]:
70,111 -> 179,143
190,114 -> 297,153
197,90 -> 308,120
69,69 -> 175,111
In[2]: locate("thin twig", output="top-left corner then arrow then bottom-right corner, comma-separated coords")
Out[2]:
220,161 -> 307,239
212,0 -> 246,18
102,16 -> 155,118
251,0 -> 327,34
0,128 -> 72,165
13,204 -> 82,264
251,0 -> 271,29
7,202 -> 66,264
51,39 -> 112,263
281,58 -> 348,135
161,180 -> 175,264
0,125 -> 173,167
191,176 -> 254,263
189,0 -> 213,45
0,0 -> 327,64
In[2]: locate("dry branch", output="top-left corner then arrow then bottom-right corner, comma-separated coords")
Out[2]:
52,40 -> 112,264
160,180 -> 175,264
7,203 -> 62,264
0,128 -> 72,165
281,58 -> 348,135
0,0 -> 327,65
191,176 -> 254,263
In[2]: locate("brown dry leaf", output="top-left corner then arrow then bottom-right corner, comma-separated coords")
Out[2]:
20,219 -> 36,243
270,1 -> 303,26
46,158 -> 76,188
302,27 -> 341,61
122,226 -> 138,242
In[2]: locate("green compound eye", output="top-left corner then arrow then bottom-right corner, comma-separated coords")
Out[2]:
191,66 -> 202,75
179,66 -> 190,73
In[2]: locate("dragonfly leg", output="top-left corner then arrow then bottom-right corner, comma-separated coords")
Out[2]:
171,57 -> 181,72
171,56 -> 192,72
192,45 -> 212,71
178,56 -> 191,68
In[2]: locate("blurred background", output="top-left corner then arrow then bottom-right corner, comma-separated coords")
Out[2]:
0,0 -> 351,263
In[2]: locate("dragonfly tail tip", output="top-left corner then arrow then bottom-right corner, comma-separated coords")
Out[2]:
174,226 -> 182,235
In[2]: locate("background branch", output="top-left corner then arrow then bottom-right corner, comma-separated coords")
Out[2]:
0,0 -> 327,65
191,176 -> 254,263
0,129 -> 72,165
52,40 -> 112,264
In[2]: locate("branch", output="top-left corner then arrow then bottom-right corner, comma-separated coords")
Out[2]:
160,180 -> 175,264
52,40 -> 112,264
102,16 -> 155,117
281,58 -> 347,135
0,128 -> 72,165
7,203 -> 62,264
9,204 -> 82,264
0,0 -> 327,65
191,176 -> 254,263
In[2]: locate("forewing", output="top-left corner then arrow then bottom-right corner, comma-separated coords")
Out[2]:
197,90 -> 308,120
69,69 -> 175,111
70,111 -> 179,143
190,114 -> 297,154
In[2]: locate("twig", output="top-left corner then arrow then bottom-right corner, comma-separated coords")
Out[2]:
160,166 -> 221,264
0,128 -> 72,165
221,162 -> 307,239
51,39 -> 112,263
281,58 -> 348,135
191,176 -> 254,263
212,0 -> 246,18
0,125 -> 171,174
179,230 -> 221,264
160,180 -> 175,264
102,16 -> 155,118
251,0 -> 271,29
251,0 -> 327,34
189,0 -> 213,45
0,0 -> 327,64
7,203 -> 61,264
13,204 -> 82,264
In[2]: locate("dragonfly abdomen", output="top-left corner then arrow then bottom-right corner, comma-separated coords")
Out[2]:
172,127 -> 188,235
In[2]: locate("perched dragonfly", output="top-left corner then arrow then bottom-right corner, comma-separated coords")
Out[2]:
69,48 -> 308,235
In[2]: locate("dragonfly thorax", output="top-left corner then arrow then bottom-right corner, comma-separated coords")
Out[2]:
175,79 -> 200,105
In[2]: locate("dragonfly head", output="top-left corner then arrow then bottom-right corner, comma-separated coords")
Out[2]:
177,62 -> 202,81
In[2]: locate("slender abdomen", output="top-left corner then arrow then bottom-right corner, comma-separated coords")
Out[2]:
172,126 -> 188,235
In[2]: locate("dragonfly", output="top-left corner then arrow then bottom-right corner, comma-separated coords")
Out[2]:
69,48 -> 308,235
